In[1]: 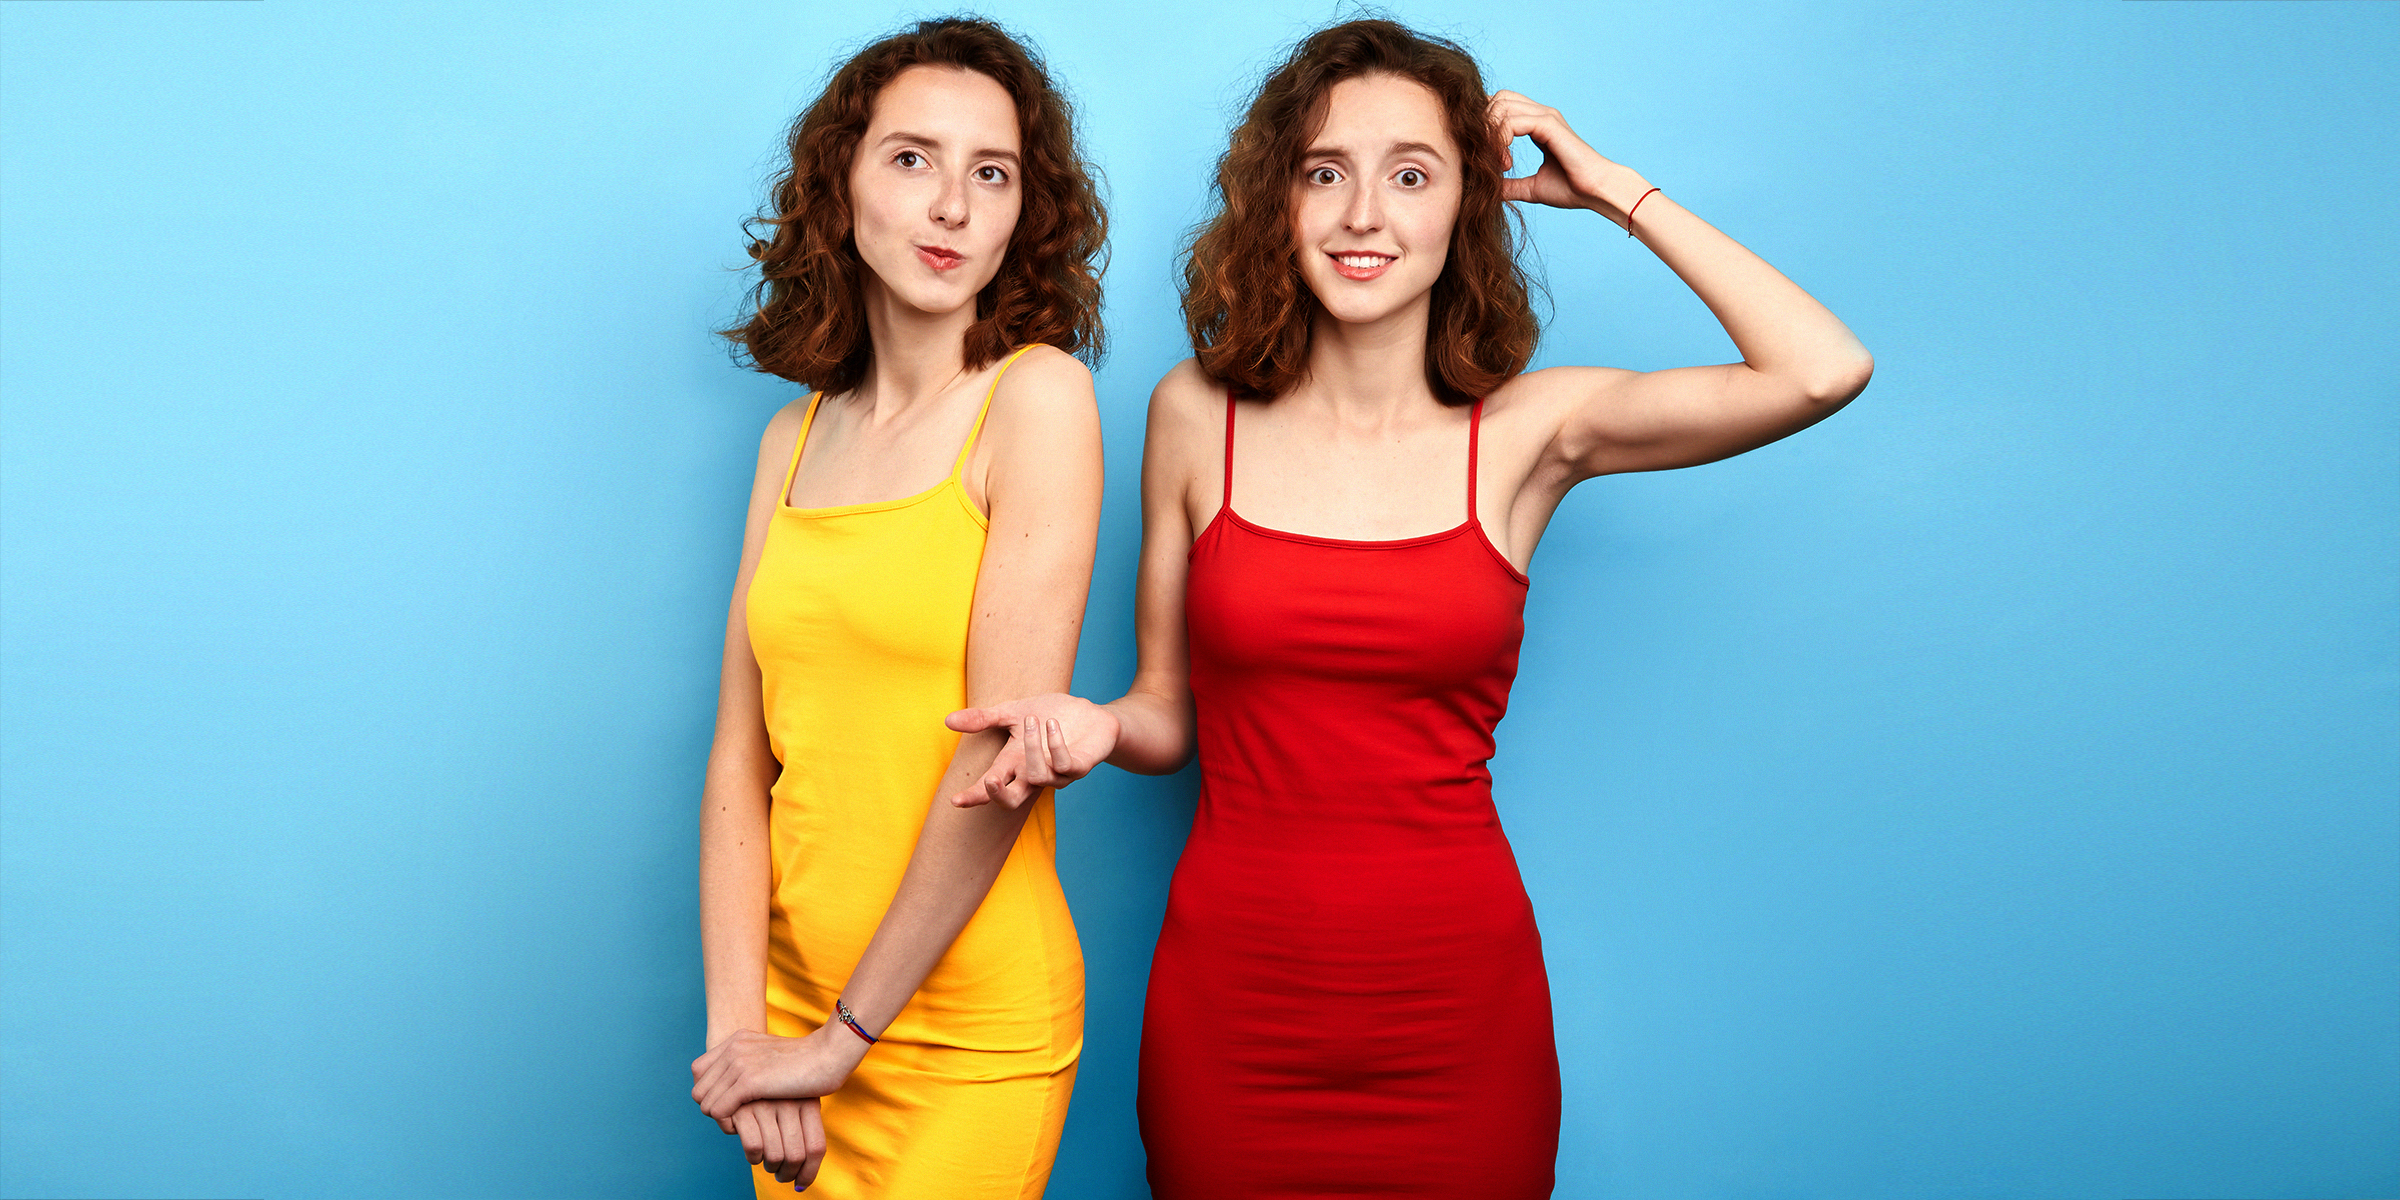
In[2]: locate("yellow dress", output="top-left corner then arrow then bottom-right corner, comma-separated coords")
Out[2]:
744,348 -> 1082,1199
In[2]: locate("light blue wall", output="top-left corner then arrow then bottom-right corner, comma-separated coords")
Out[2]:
2,2 -> 2392,1197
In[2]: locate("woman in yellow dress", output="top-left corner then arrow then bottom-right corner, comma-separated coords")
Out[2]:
686,18 -> 1106,1197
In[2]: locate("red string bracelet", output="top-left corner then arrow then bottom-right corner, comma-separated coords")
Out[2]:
834,997 -> 878,1046
1625,186 -> 1661,237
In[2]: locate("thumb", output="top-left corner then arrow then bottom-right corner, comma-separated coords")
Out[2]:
946,706 -> 1005,733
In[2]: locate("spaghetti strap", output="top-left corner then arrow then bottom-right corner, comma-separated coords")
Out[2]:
781,391 -> 825,506
951,345 -> 1039,481
1222,392 -> 1238,508
1466,398 -> 1483,524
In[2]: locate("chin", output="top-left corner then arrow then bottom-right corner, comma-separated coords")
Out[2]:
1306,275 -> 1427,327
1314,293 -> 1408,327
891,279 -> 983,318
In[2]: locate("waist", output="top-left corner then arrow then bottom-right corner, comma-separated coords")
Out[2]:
1161,802 -> 1536,953
1193,694 -> 1501,796
1186,768 -> 1504,852
768,803 -> 1079,1049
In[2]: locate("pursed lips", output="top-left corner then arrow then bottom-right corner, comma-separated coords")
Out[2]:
916,244 -> 966,271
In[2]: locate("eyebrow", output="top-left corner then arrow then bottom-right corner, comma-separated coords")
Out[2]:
1302,139 -> 1451,164
877,130 -> 1021,165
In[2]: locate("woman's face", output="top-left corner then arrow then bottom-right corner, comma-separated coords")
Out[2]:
848,65 -> 1023,318
1290,72 -> 1462,328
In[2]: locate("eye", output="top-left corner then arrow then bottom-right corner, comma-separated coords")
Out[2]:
1308,165 -> 1342,186
974,164 -> 1010,184
1395,168 -> 1426,188
894,149 -> 926,169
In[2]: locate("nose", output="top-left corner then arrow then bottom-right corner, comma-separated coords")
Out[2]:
931,169 -> 969,230
1342,178 -> 1381,234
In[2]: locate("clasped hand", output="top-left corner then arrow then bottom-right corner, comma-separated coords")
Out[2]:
945,693 -> 1118,808
693,1027 -> 864,1189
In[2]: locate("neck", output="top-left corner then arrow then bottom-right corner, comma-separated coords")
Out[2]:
853,274 -> 977,417
1293,289 -> 1440,425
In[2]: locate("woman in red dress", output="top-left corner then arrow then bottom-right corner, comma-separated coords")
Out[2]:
950,19 -> 1873,1196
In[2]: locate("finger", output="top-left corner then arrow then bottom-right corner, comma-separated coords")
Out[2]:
694,1049 -> 740,1109
1497,109 -> 1544,147
758,1102 -> 790,1179
957,739 -> 1023,807
772,1102 -> 805,1183
1487,89 -> 1528,139
800,1100 -> 828,1189
997,774 -> 1035,809
719,1115 -> 738,1135
734,1106 -> 767,1165
955,762 -> 1008,808
1056,715 -> 1084,772
986,773 -> 1013,807
699,1061 -> 746,1119
1020,717 -> 1055,788
1492,97 -> 1560,142
792,1103 -> 823,1188
709,1071 -> 758,1120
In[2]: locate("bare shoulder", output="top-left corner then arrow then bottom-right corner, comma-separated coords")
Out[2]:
1145,357 -> 1222,446
990,344 -> 1097,423
755,395 -> 813,466
981,347 -> 1099,503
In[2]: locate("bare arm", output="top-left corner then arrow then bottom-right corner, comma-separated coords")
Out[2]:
696,402 -> 826,1185
946,362 -> 1216,805
693,347 -> 1104,1113
1487,91 -> 1873,481
1097,367 -> 1207,772
700,405 -> 801,1046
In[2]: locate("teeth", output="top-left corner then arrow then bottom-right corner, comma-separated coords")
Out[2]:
1336,254 -> 1392,269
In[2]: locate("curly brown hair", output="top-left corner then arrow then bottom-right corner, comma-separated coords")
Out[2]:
725,17 -> 1107,393
1182,19 -> 1539,404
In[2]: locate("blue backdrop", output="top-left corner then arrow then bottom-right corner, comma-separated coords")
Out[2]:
3,2 -> 2393,1197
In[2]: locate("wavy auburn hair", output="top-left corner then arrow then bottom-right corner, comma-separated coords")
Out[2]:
1183,19 -> 1538,404
724,17 -> 1106,393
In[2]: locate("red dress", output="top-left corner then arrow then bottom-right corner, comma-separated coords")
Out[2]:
1137,396 -> 1562,1197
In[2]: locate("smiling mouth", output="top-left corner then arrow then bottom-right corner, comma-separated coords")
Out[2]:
1329,252 -> 1396,280
916,245 -> 966,271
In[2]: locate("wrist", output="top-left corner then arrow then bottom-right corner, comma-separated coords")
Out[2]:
1584,162 -> 1654,221
1095,699 -> 1132,764
705,1019 -> 760,1049
815,1015 -> 874,1068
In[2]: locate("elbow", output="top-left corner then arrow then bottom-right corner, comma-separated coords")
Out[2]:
1124,754 -> 1193,777
1116,731 -> 1197,777
1801,349 -> 1873,409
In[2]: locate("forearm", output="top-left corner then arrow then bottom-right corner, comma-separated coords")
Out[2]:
836,729 -> 1032,1035
699,752 -> 776,1046
1102,683 -> 1195,775
1591,163 -> 1870,397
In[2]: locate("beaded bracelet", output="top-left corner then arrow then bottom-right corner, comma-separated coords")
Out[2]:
1625,186 -> 1661,237
833,997 -> 878,1046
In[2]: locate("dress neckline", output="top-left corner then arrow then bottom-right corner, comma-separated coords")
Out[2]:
775,346 -> 1036,523
1208,393 -> 1531,585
